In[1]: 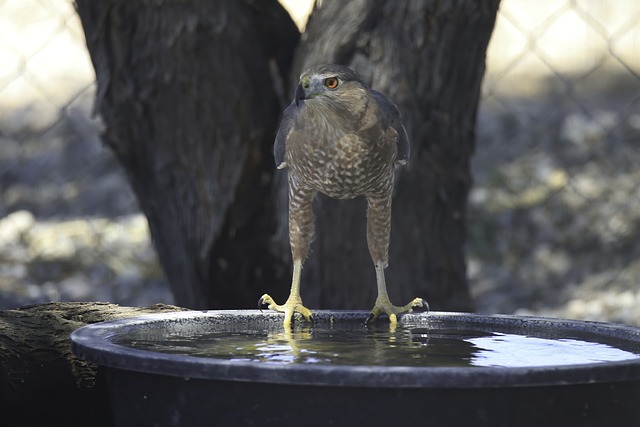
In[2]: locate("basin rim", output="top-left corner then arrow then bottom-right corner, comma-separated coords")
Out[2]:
70,310 -> 640,388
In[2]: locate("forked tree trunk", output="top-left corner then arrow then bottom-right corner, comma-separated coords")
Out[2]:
75,0 -> 499,311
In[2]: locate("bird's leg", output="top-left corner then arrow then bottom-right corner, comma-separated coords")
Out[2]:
259,183 -> 315,327
366,193 -> 428,325
369,261 -> 427,324
259,258 -> 313,327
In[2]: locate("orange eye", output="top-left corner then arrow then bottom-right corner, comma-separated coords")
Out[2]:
324,77 -> 339,89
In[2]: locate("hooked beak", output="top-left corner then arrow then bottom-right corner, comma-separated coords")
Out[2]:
294,83 -> 305,106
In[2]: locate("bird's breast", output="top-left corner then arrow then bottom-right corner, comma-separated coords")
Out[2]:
287,130 -> 395,199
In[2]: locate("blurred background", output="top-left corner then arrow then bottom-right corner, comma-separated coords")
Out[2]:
0,0 -> 638,325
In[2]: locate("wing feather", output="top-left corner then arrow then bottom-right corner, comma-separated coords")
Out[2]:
371,90 -> 410,166
273,103 -> 296,169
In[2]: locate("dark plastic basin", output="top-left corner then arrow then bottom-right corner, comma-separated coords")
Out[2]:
71,310 -> 640,427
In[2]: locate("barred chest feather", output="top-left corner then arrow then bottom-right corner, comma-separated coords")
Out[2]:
286,111 -> 397,199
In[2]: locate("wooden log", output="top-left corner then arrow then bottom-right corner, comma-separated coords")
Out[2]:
0,302 -> 186,427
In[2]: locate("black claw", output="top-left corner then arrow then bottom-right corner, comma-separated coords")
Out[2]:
308,314 -> 315,324
366,313 -> 375,324
258,296 -> 266,311
419,298 -> 430,313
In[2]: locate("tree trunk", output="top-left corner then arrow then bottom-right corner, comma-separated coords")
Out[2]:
75,0 -> 499,311
0,302 -> 186,427
75,0 -> 299,308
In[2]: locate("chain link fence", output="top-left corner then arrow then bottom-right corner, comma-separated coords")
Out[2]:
0,0 -> 171,309
0,0 -> 638,324
471,0 -> 640,324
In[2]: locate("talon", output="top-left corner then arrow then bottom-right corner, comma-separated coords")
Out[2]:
369,296 -> 427,323
407,297 -> 429,313
258,294 -> 273,310
366,312 -> 376,324
257,292 -> 313,327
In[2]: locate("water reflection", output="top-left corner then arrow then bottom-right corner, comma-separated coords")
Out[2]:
250,327 -> 315,364
467,333 -> 640,367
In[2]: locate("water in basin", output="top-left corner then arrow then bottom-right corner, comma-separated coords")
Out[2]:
113,322 -> 640,368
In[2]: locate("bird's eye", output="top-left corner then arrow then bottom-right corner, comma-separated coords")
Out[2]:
324,77 -> 339,89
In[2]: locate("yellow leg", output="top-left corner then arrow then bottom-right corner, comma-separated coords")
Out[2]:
368,261 -> 428,325
259,259 -> 313,327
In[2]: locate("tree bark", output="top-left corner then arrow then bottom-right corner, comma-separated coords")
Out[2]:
0,302 -> 186,427
75,0 -> 299,308
75,0 -> 499,311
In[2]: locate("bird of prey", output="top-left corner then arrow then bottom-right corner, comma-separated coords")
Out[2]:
259,64 -> 427,327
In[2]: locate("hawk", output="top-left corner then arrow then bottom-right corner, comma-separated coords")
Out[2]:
259,64 -> 427,327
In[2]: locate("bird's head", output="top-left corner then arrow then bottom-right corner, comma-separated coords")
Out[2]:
294,64 -> 369,112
